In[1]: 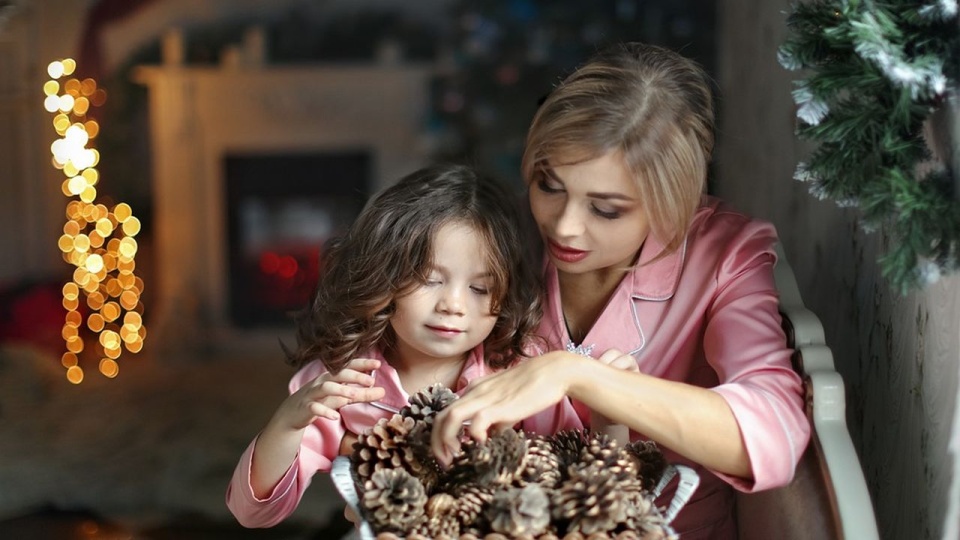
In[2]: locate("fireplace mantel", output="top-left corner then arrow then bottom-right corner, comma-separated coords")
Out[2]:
135,34 -> 435,353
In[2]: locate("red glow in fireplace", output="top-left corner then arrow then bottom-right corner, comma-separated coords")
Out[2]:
225,152 -> 370,327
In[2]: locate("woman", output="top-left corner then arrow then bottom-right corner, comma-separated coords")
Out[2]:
431,43 -> 810,539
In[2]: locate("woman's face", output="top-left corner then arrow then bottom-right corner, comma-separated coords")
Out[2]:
528,151 -> 650,276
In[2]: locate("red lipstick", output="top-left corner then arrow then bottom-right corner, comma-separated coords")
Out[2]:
547,240 -> 589,263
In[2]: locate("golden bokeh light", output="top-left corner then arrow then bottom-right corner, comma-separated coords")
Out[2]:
43,80 -> 60,96
80,78 -> 97,96
62,352 -> 79,368
88,313 -> 105,332
47,61 -> 64,78
66,365 -> 84,384
84,120 -> 100,138
47,60 -> 146,383
82,168 -> 99,185
58,94 -> 75,113
66,310 -> 83,328
63,296 -> 79,311
62,324 -> 78,341
113,203 -> 132,222
58,234 -> 74,253
62,282 -> 79,300
80,185 -> 97,203
64,78 -> 81,95
102,301 -> 121,322
99,358 -> 119,378
66,335 -> 84,353
124,312 -> 143,328
84,253 -> 104,273
43,95 -> 60,113
122,216 -> 141,236
73,97 -> 90,116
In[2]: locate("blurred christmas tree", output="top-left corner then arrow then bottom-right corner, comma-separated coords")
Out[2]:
779,0 -> 959,292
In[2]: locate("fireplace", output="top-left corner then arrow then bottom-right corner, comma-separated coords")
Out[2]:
135,28 -> 434,353
225,152 -> 370,327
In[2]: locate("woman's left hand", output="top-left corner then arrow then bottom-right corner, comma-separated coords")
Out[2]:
430,352 -> 578,466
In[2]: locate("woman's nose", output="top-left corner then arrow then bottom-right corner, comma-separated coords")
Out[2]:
554,202 -> 585,238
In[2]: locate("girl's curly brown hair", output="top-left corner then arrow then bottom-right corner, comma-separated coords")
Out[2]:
285,163 -> 542,372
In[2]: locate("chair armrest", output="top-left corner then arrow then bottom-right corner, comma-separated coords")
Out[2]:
806,370 -> 879,539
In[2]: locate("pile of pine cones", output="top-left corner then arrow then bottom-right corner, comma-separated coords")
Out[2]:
349,384 -> 677,540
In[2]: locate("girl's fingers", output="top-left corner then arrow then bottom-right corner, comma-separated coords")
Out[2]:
597,348 -> 624,364
308,401 -> 341,421
597,348 -> 638,372
330,368 -> 376,387
343,357 -> 381,373
311,381 -> 386,408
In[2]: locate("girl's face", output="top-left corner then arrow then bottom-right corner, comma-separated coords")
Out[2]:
389,221 -> 498,365
529,151 -> 650,276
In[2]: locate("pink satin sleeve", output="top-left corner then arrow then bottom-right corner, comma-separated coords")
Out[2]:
703,220 -> 810,492
225,362 -> 347,527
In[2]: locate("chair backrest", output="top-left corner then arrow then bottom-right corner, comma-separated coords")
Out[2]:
735,244 -> 879,540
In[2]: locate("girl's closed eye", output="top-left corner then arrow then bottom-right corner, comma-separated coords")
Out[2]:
469,284 -> 490,295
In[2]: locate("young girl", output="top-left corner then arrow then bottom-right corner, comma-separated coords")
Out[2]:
431,43 -> 811,539
226,163 -> 581,528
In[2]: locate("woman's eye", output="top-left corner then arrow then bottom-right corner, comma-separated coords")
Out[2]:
591,205 -> 622,220
470,285 -> 490,295
536,178 -> 563,194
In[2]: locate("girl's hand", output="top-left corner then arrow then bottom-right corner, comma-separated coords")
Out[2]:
596,348 -> 639,372
273,358 -> 386,431
430,352 -> 578,466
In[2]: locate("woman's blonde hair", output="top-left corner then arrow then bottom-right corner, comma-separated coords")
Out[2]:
521,42 -> 715,256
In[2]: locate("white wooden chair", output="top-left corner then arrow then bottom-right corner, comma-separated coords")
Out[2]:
736,245 -> 879,539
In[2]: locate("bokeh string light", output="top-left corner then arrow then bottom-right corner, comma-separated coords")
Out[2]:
46,58 -> 146,384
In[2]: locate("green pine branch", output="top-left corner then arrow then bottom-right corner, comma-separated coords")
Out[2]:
781,0 -> 959,291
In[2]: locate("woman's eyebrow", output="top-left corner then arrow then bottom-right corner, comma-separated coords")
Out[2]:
586,191 -> 636,202
544,167 -> 635,202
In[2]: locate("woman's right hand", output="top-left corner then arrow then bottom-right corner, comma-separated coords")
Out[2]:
430,351 -> 582,466
273,358 -> 386,431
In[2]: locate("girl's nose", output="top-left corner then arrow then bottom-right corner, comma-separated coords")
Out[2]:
437,287 -> 466,315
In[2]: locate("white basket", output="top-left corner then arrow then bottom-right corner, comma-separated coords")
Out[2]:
330,455 -> 698,540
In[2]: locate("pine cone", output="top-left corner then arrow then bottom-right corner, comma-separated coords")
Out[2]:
411,492 -> 461,538
552,463 -> 630,535
352,414 -> 440,492
580,433 -> 639,482
516,434 -> 562,488
549,430 -> 589,476
401,383 -> 459,424
449,483 -> 495,529
361,468 -> 427,533
446,429 -> 527,488
405,418 -> 444,492
622,440 -> 667,491
486,484 -> 551,537
351,414 -> 415,483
